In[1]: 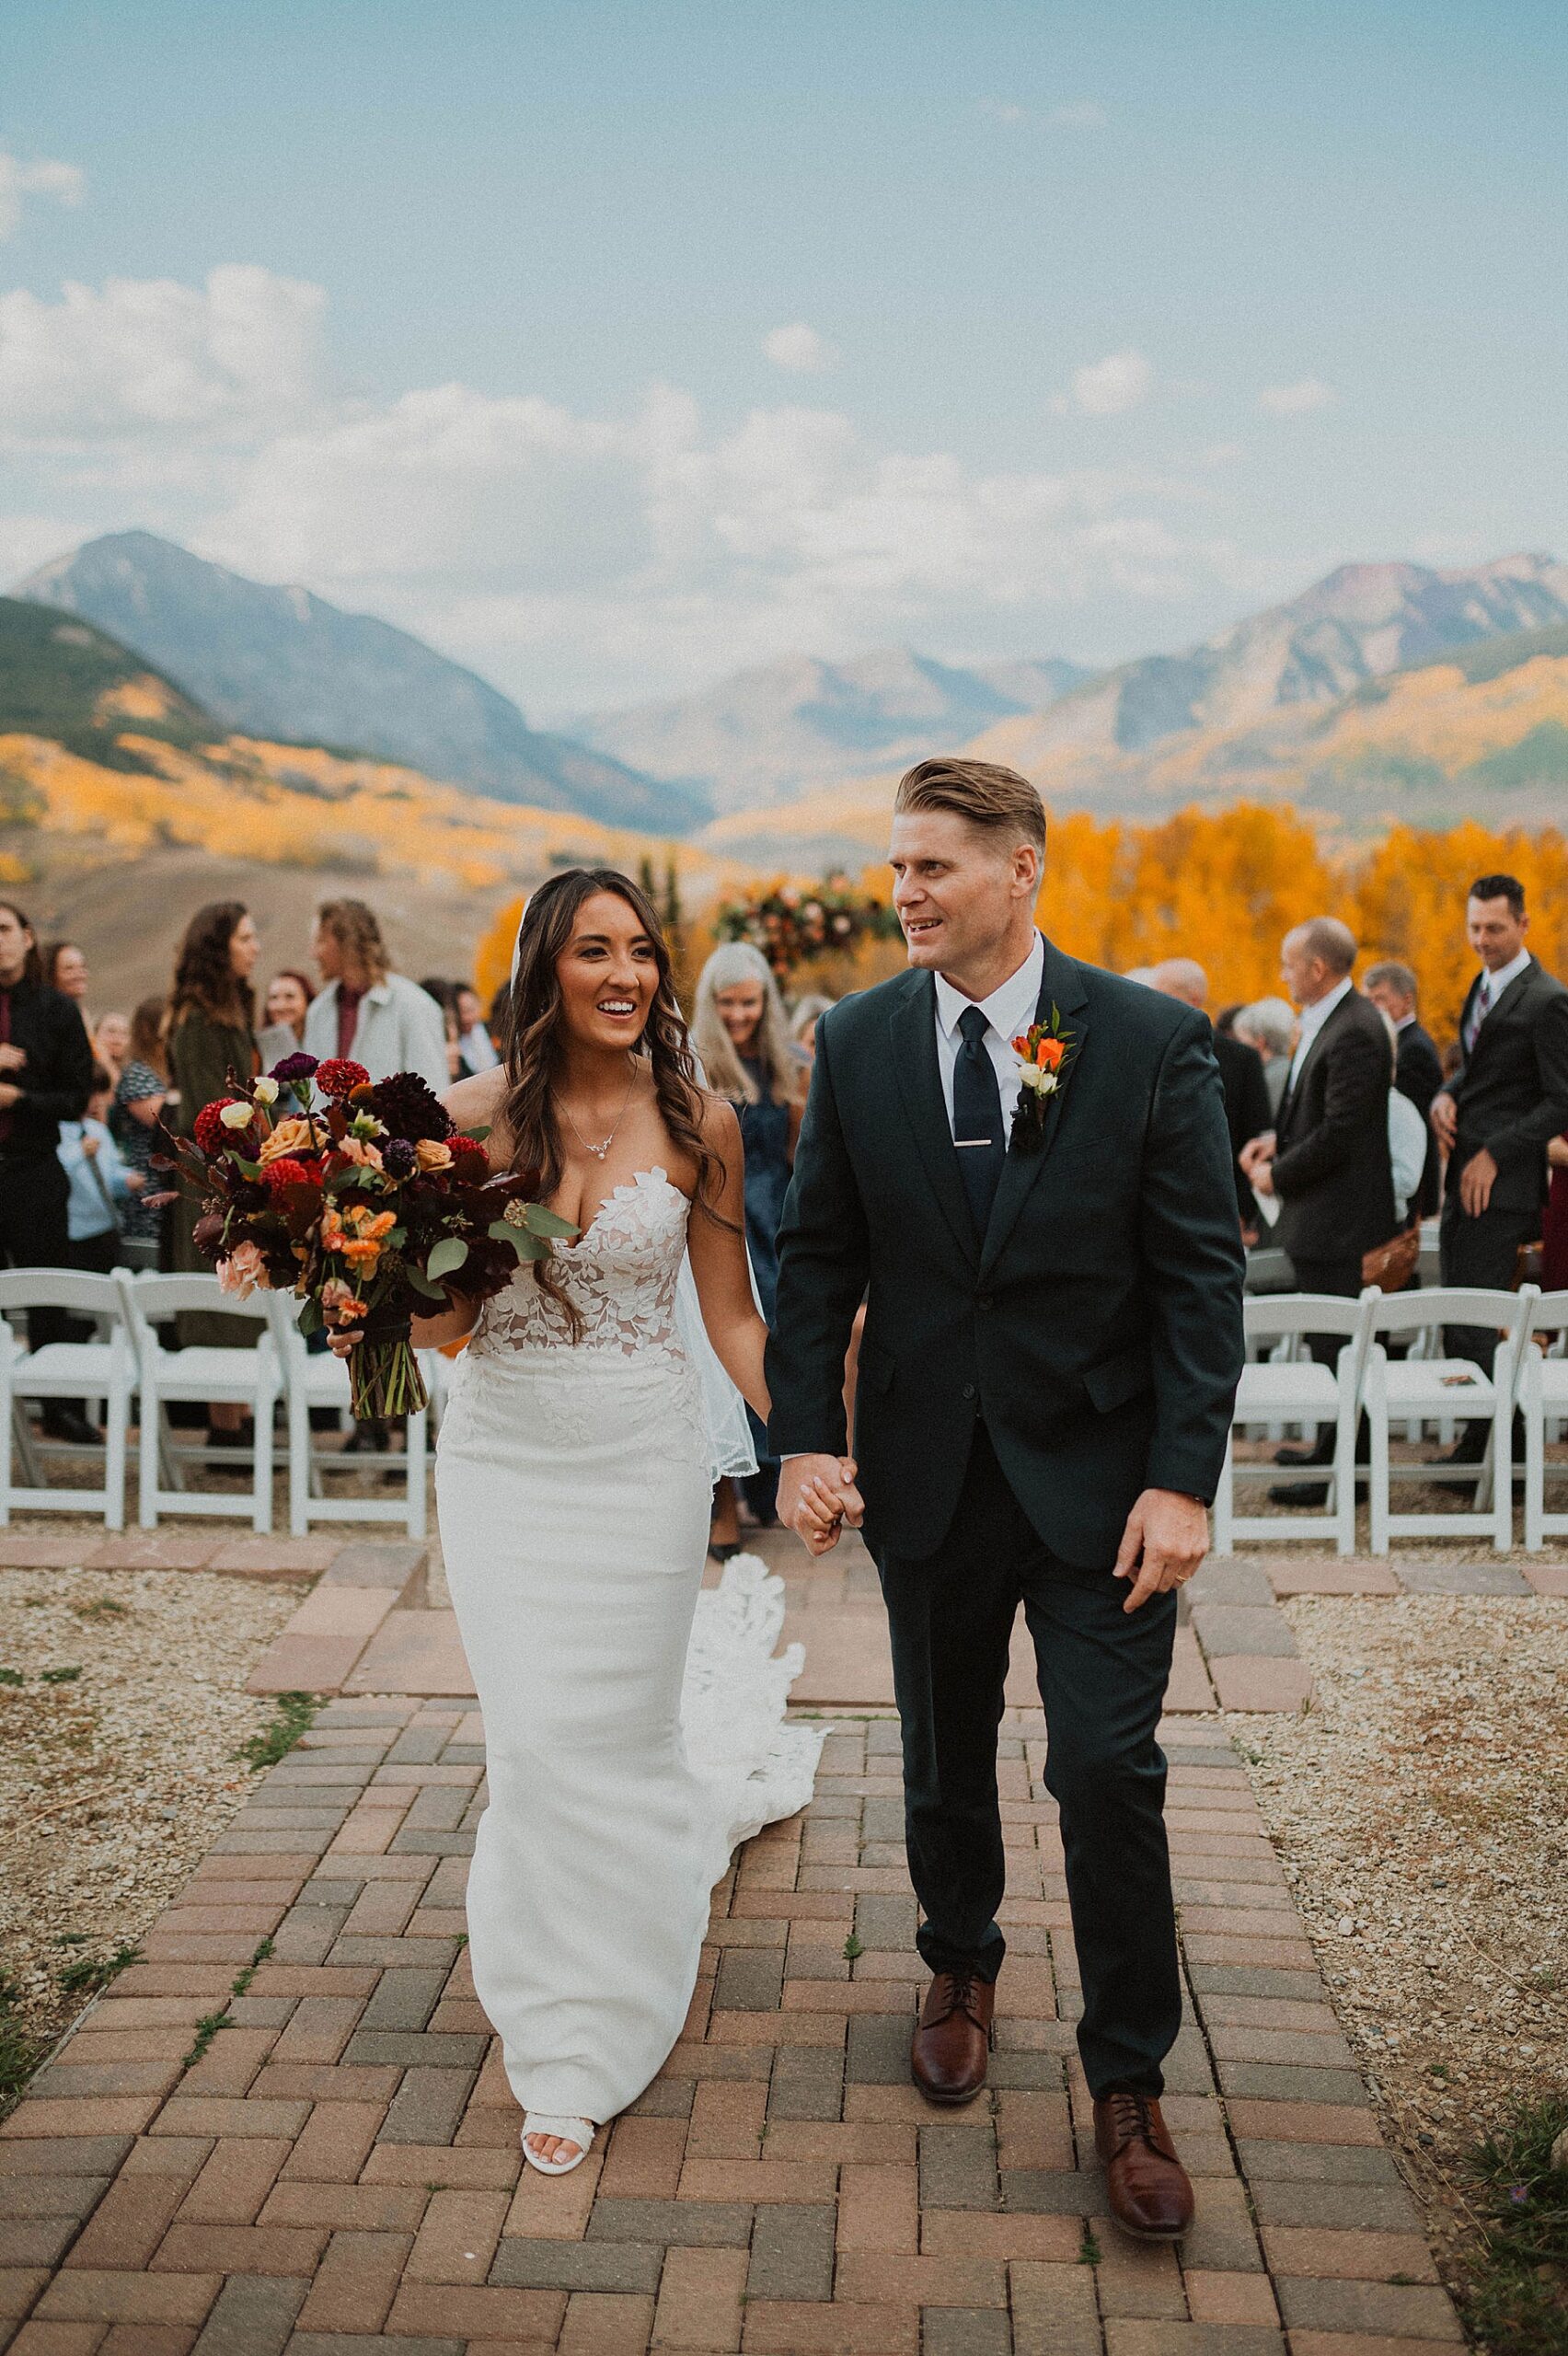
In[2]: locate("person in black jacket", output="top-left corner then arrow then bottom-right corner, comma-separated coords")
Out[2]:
1431,874 -> 1568,1384
0,901 -> 95,1440
1240,919 -> 1394,1494
768,758 -> 1243,2242
1365,959 -> 1442,1218
1149,961 -> 1272,1235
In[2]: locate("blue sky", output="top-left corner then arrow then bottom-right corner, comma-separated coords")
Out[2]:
3,0 -> 1565,716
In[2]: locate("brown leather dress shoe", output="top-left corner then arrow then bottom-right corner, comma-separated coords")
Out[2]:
910,1969 -> 995,2105
1094,2088 -> 1194,2241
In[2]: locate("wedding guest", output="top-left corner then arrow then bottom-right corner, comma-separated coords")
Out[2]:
790,993 -> 836,1062
1214,1003 -> 1243,1039
59,1063 -> 140,1275
1544,1132 -> 1568,1290
110,998 -> 171,1267
1239,918 -> 1395,1496
1430,873 -> 1568,1411
1233,998 -> 1295,1115
1365,959 -> 1442,1218
692,941 -> 805,1543
1150,960 -> 1272,1235
42,941 -> 90,1016
93,1011 -> 131,1089
306,898 -> 447,1091
455,982 -> 502,1074
167,902 -> 259,1438
0,901 -> 95,1441
256,966 -> 316,1070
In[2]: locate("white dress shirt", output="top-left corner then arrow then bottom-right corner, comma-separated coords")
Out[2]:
932,931 -> 1045,1137
1286,974 -> 1353,1091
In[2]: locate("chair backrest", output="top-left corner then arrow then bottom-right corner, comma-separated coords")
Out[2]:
0,1267 -> 127,1322
1525,1288 -> 1568,1342
117,1269 -> 271,1346
1242,1291 -> 1374,1344
261,1292 -> 312,1362
1366,1284 -> 1530,1340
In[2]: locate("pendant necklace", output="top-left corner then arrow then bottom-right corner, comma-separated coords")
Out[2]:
559,1059 -> 638,1161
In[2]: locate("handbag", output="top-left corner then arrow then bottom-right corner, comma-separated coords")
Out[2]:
1361,1223 -> 1420,1293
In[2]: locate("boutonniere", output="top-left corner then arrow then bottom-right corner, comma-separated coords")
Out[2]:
1009,1009 -> 1077,1152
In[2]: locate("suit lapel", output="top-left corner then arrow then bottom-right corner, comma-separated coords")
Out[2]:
1480,956 -> 1535,1039
978,940 -> 1090,1279
888,974 -> 979,1269
1279,987 -> 1352,1135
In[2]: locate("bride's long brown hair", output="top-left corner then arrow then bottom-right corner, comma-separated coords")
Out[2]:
502,868 -> 725,1332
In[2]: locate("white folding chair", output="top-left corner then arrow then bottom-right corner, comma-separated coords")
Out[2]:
1522,1288 -> 1568,1551
1365,1285 -> 1538,1553
265,1297 -> 428,1540
1213,1291 -> 1375,1557
118,1272 -> 280,1531
0,1270 -> 133,1529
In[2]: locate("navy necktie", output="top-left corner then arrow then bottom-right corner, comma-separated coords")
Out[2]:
953,1003 -> 1006,1234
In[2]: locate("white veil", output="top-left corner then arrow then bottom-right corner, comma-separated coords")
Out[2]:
509,912 -> 758,1483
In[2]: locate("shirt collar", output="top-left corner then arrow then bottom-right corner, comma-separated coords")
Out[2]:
934,931 -> 1045,1045
1481,947 -> 1530,1000
1294,973 -> 1354,1049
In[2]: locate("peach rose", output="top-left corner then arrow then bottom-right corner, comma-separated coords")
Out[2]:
258,1116 -> 317,1167
414,1138 -> 454,1172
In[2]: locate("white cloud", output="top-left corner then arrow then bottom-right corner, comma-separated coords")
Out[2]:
1048,101 -> 1107,128
977,98 -> 1026,124
1259,376 -> 1338,416
0,264 -> 326,446
762,322 -> 837,375
0,149 -> 85,242
1068,349 -> 1153,416
0,262 -> 1249,709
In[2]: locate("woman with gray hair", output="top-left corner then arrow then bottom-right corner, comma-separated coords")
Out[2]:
1234,996 -> 1296,1115
691,942 -> 807,1545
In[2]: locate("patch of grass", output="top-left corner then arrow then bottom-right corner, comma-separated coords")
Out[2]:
74,1598 -> 127,1622
57,1941 -> 142,1999
1458,2094 -> 1568,2356
234,1690 -> 319,1772
181,1935 -> 275,2070
0,1972 -> 43,2110
40,1666 -> 82,1685
842,1934 -> 863,1962
1079,2223 -> 1101,2266
0,1668 -> 23,1687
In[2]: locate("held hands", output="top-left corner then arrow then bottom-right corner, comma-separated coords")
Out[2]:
1113,1487 -> 1209,1616
778,1453 -> 865,1558
1430,1090 -> 1458,1150
1238,1131 -> 1276,1196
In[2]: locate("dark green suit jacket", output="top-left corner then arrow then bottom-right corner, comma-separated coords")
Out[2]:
766,941 -> 1245,1568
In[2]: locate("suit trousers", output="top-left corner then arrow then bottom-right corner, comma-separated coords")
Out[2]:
1439,1193 -> 1539,1368
0,1153 -> 74,1352
877,1423 -> 1181,2098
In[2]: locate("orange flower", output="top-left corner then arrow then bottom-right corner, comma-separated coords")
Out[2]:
340,1238 -> 384,1266
345,1207 -> 396,1241
258,1115 -> 317,1167
1036,1035 -> 1066,1071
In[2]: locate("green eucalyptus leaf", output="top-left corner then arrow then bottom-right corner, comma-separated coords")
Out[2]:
521,1202 -> 579,1239
405,1266 -> 445,1299
296,1297 -> 324,1336
426,1236 -> 469,1280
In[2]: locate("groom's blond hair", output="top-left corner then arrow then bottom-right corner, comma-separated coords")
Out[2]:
894,756 -> 1046,851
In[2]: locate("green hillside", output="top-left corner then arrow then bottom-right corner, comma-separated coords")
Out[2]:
0,597 -> 213,767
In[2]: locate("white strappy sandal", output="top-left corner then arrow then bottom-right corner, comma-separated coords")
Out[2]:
521,2114 -> 594,2175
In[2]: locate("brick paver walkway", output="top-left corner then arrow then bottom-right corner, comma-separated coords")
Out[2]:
0,1542 -> 1472,2356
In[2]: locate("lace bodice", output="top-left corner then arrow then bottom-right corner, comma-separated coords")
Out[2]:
470,1166 -> 690,1364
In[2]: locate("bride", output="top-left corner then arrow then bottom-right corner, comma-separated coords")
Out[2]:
369,869 -> 842,2176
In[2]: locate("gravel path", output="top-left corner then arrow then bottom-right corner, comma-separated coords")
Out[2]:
0,1563 -> 306,2096
1229,1590 -> 1568,2295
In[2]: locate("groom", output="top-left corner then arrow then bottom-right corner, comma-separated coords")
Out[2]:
768,758 -> 1244,2241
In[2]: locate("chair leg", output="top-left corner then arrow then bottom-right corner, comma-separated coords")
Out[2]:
406,1409 -> 428,1542
289,1386 -> 309,1539
253,1389 -> 274,1534
1492,1409 -> 1511,1553
1368,1392 -> 1389,1556
1525,1390 -> 1543,1553
104,1387 -> 128,1532
139,1381 -> 160,1528
1213,1430 -> 1234,1555
0,1380 -> 12,1527
1332,1408 -> 1355,1557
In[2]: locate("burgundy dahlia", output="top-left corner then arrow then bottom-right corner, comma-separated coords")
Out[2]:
365,1070 -> 453,1143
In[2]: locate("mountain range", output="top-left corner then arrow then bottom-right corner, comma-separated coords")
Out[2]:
576,648 -> 1090,812
14,532 -> 707,836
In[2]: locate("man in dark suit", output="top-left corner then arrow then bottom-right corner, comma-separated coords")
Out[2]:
1365,959 -> 1442,1218
1150,960 -> 1272,1234
1431,873 -> 1568,1381
1240,920 -> 1394,1494
768,759 -> 1244,2244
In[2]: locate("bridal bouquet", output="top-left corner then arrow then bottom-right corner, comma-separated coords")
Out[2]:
168,1052 -> 573,1419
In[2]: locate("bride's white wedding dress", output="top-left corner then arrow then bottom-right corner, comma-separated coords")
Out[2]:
434,1165 -> 824,2125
